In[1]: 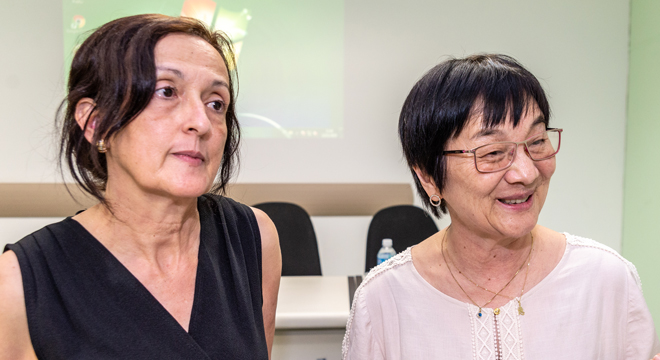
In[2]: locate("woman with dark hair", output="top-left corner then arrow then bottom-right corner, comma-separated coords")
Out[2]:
0,14 -> 281,359
343,54 -> 659,359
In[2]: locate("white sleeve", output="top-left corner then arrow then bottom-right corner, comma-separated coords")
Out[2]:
625,266 -> 660,359
342,287 -> 384,360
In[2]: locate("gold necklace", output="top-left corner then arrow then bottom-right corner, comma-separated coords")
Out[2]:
516,251 -> 531,315
441,227 -> 533,318
451,231 -> 533,316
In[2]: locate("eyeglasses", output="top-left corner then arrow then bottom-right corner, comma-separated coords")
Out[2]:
443,128 -> 563,173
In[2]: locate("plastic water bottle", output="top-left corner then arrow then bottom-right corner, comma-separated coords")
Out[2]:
376,238 -> 397,265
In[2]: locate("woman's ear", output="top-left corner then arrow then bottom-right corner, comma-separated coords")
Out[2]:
74,98 -> 97,144
413,166 -> 442,200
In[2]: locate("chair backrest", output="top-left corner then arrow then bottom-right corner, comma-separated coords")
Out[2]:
253,202 -> 322,276
365,205 -> 439,272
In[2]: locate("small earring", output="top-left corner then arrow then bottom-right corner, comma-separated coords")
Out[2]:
430,194 -> 441,207
96,139 -> 107,153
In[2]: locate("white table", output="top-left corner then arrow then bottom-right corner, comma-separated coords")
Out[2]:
272,275 -> 362,360
275,275 -> 360,329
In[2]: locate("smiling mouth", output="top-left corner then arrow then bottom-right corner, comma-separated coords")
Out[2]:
499,195 -> 531,205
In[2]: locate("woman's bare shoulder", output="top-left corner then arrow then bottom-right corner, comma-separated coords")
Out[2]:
249,206 -> 281,276
249,207 -> 279,246
0,250 -> 25,315
0,250 -> 37,359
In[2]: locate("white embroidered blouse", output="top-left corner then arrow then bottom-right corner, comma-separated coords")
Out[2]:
343,233 -> 660,360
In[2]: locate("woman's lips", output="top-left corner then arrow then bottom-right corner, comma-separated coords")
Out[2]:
172,151 -> 205,165
498,195 -> 531,205
497,193 -> 533,209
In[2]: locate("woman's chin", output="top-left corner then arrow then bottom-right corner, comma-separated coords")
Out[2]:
176,186 -> 211,199
497,216 -> 538,239
158,180 -> 213,200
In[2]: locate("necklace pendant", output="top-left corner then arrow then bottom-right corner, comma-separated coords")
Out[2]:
518,304 -> 525,315
494,308 -> 500,315
477,308 -> 483,318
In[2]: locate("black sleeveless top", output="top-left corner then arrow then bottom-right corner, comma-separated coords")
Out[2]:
4,195 -> 268,360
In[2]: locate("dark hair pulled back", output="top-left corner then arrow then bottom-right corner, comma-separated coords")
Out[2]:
58,14 -> 240,204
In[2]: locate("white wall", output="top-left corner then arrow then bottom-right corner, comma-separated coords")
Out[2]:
1,0 -> 630,256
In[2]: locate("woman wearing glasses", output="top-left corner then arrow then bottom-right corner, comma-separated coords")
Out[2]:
343,54 -> 659,359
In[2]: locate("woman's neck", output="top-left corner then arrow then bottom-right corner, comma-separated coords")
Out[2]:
441,225 -> 534,281
73,183 -> 202,269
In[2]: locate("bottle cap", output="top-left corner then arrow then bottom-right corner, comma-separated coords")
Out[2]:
382,238 -> 393,247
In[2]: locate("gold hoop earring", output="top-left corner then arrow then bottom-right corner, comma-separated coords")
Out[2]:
96,139 -> 107,153
430,194 -> 441,207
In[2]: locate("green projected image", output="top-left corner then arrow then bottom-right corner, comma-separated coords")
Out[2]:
64,0 -> 344,138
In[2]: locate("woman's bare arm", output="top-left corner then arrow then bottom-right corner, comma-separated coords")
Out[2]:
0,251 -> 37,360
251,207 -> 282,359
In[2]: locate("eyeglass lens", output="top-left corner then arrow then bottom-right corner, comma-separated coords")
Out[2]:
474,130 -> 560,172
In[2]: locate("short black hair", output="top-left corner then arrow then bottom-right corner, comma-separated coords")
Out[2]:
58,14 -> 240,204
398,54 -> 550,217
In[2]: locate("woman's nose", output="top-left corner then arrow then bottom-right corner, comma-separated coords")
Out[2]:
183,98 -> 211,135
505,143 -> 539,184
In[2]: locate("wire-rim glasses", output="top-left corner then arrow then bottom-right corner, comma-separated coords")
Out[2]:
443,128 -> 563,173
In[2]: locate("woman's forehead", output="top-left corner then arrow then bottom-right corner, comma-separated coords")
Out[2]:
154,34 -> 228,77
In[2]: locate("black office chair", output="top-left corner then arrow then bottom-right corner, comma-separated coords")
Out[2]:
253,202 -> 322,276
365,205 -> 439,272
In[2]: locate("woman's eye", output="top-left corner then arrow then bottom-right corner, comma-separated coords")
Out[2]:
155,86 -> 175,98
483,151 -> 503,158
529,138 -> 546,147
208,100 -> 224,112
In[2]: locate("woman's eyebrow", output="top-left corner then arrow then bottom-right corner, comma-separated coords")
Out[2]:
212,79 -> 229,89
156,66 -> 184,79
471,127 -> 500,140
157,67 -> 228,89
531,115 -> 546,127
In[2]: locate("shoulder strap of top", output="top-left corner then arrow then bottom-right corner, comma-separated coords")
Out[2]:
191,194 -> 269,359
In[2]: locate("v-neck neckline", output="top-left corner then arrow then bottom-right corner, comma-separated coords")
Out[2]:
65,214 -> 205,338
